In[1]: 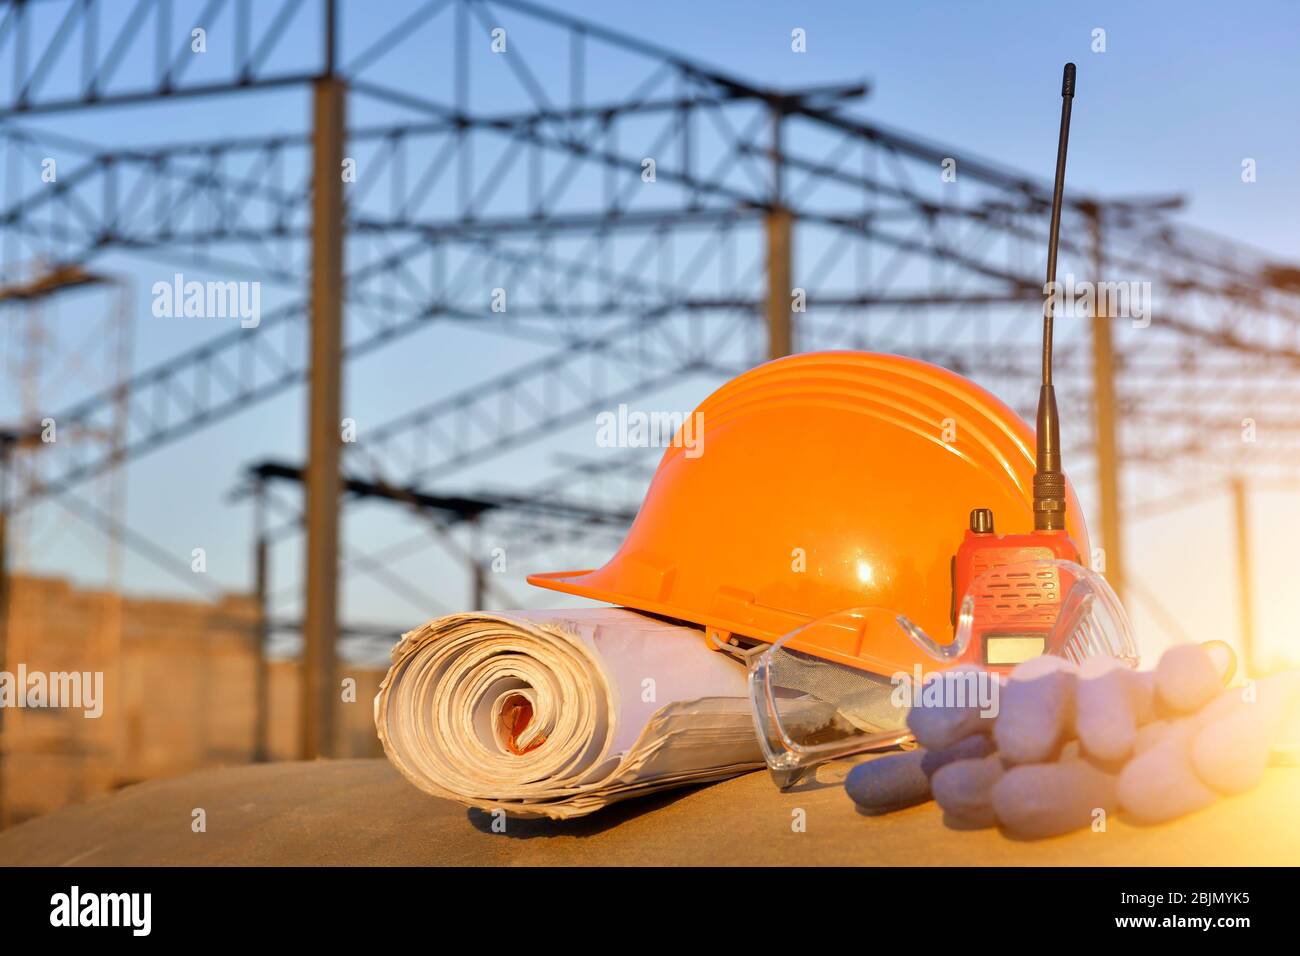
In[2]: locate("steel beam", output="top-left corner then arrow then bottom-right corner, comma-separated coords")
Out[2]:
0,0 -> 322,116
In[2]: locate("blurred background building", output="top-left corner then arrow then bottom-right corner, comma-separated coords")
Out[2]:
2,0 -> 1298,826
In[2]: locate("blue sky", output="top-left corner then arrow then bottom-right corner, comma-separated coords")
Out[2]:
557,0 -> 1300,251
4,0 -> 1298,668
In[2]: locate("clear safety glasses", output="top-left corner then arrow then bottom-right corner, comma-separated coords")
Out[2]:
747,559 -> 1136,788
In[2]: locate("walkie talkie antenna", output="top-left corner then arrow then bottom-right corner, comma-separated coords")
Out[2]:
1034,62 -> 1075,532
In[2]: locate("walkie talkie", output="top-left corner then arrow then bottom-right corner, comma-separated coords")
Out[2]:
952,63 -> 1085,672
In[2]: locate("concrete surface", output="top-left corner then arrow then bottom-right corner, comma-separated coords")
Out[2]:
2,758 -> 1299,865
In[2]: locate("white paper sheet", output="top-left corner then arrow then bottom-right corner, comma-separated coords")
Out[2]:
374,607 -> 764,819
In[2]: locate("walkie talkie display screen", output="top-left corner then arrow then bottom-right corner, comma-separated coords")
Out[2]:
984,634 -> 1048,666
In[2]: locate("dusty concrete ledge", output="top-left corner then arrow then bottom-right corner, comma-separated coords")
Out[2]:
1,758 -> 1297,866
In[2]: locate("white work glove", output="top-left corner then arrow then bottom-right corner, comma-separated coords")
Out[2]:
847,643 -> 1300,840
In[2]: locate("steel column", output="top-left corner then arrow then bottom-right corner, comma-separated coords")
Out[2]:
766,105 -> 793,359
1089,207 -> 1125,603
766,209 -> 793,359
253,479 -> 271,762
1230,476 -> 1256,675
301,68 -> 345,759
0,486 -> 8,828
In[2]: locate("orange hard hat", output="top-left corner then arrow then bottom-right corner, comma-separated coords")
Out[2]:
527,351 -> 1089,676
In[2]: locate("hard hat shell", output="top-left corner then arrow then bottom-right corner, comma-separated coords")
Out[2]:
528,351 -> 1089,675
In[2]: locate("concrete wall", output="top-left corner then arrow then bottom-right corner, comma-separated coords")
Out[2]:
0,575 -> 387,828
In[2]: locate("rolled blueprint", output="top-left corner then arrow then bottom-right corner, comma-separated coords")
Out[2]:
374,607 -> 764,819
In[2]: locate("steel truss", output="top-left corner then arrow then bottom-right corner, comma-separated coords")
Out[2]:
3,0 -> 1299,751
